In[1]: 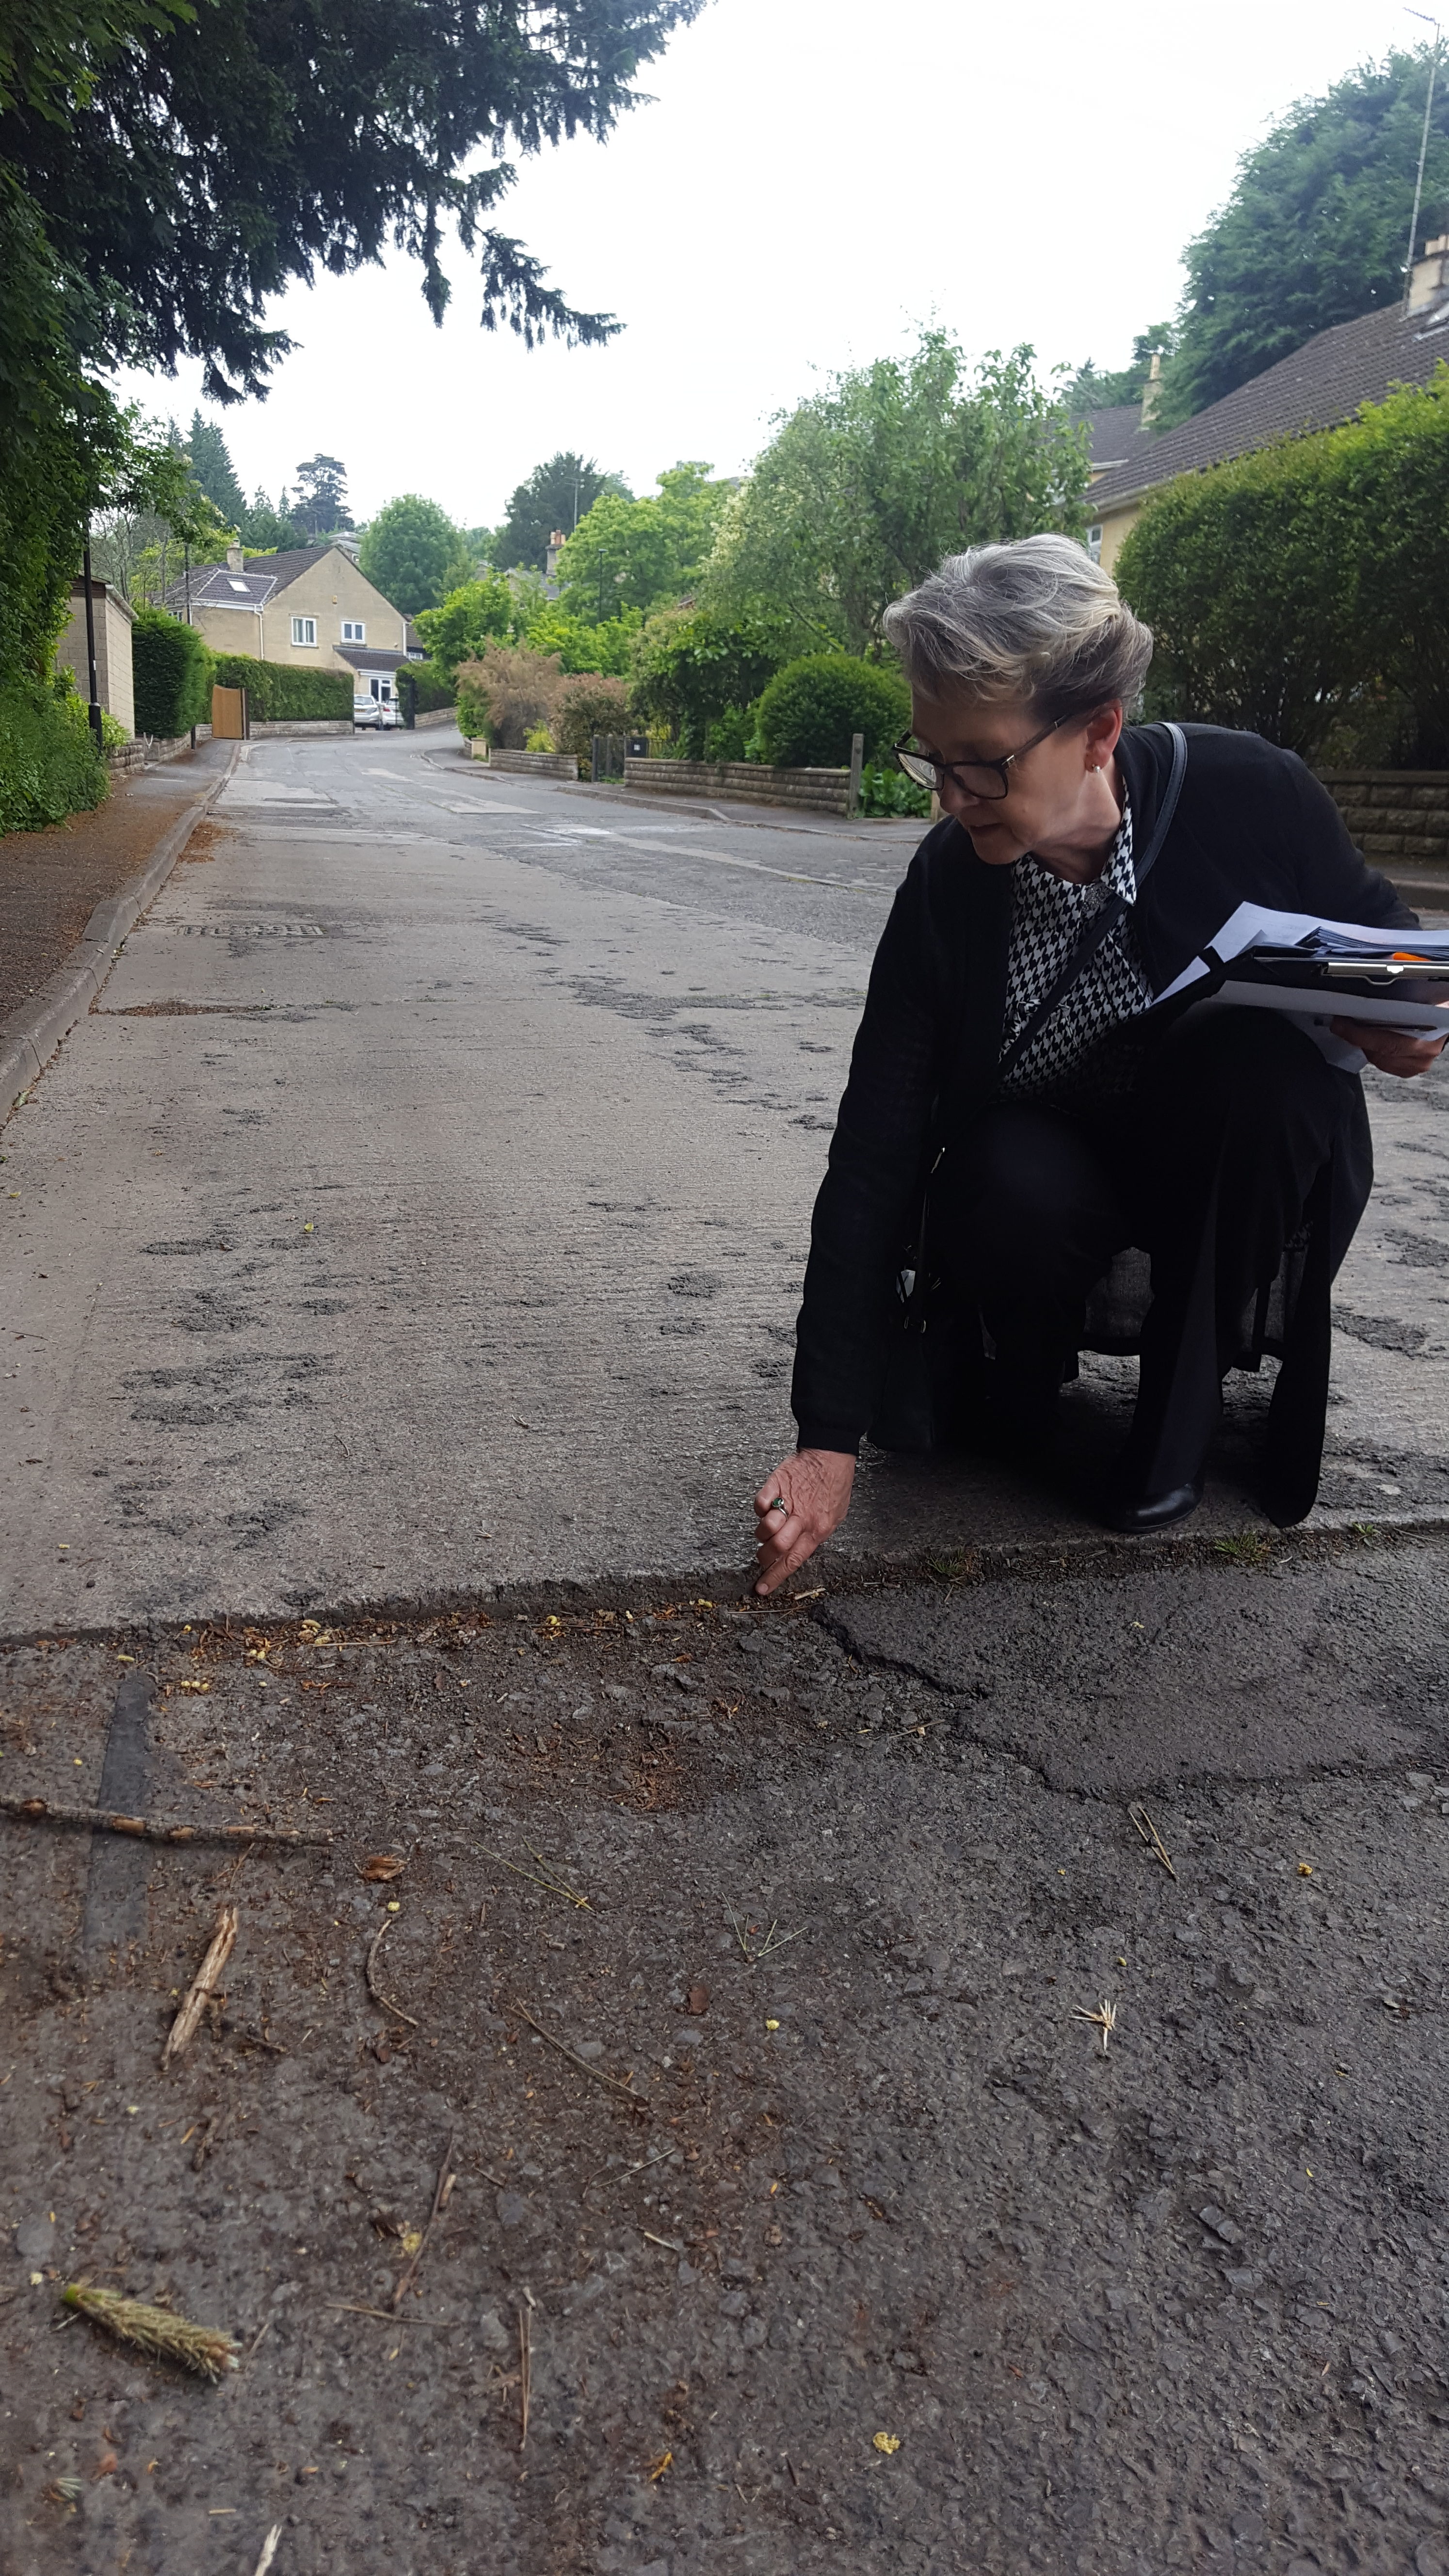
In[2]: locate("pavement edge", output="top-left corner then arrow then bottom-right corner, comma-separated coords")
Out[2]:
0,745 -> 240,1124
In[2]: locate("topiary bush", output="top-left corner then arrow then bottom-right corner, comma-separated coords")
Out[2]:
0,679 -> 108,834
132,607 -> 214,737
210,652 -> 352,721
754,654 -> 910,770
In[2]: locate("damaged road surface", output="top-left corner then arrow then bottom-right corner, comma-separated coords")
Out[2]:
5,1533 -> 1449,2573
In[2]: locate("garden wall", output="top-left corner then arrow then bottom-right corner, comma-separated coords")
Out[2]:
472,746 -> 579,780
1320,771 -> 1449,869
622,757 -> 852,816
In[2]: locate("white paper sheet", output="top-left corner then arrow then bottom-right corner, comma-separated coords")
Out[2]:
1157,904 -> 1449,1067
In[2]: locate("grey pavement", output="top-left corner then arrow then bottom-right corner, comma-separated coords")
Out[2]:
4,721 -> 1449,1635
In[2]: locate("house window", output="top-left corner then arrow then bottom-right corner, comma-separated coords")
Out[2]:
1087,525 -> 1103,564
291,615 -> 317,647
341,619 -> 366,643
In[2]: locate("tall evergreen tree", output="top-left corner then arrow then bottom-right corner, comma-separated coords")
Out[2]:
494,452 -> 632,570
187,409 -> 247,528
293,454 -> 351,537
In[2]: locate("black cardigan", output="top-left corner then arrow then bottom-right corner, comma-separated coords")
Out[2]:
791,723 -> 1415,1454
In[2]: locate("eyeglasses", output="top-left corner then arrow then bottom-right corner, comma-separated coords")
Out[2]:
893,715 -> 1064,802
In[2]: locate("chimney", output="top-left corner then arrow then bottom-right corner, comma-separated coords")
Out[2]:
226,541 -> 244,571
1409,232 -> 1449,315
1139,349 -> 1164,429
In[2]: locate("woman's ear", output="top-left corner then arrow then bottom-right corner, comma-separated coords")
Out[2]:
1083,703 -> 1124,771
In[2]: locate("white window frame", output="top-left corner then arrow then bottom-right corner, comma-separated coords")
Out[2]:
291,615 -> 318,647
1086,524 -> 1103,565
341,619 -> 366,643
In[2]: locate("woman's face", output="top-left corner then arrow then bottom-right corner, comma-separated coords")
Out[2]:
908,688 -> 1123,867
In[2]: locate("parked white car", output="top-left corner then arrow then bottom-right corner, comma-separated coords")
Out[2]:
352,694 -> 399,730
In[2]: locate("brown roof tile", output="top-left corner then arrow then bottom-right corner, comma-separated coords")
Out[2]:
1089,298 -> 1449,511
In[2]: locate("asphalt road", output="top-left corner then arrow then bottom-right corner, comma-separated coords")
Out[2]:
5,724 -> 1449,1636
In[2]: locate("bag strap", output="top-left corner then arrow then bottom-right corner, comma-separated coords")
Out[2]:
996,721 -> 1187,1083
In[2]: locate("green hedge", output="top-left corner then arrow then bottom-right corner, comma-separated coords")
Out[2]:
132,607 -> 214,738
755,653 -> 910,769
211,653 -> 353,721
0,679 -> 109,835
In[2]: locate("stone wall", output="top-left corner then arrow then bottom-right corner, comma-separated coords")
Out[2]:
472,746 -> 579,780
622,757 -> 851,816
1320,771 -> 1449,869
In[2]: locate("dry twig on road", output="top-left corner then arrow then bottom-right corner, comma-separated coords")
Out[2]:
1127,1803 -> 1177,1879
365,1918 -> 420,2028
162,1906 -> 239,2068
392,2133 -> 456,2311
511,2001 -> 643,2102
0,1795 -> 329,1848
517,2300 -> 531,2449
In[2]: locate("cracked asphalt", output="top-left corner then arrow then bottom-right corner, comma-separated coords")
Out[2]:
5,729 -> 1449,2572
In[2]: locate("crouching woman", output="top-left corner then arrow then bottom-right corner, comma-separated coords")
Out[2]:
754,534 -> 1444,1593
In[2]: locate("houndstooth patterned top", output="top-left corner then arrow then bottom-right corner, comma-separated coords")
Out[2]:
996,797 -> 1156,1104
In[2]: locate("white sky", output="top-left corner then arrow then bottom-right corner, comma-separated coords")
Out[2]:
111,0 -> 1435,529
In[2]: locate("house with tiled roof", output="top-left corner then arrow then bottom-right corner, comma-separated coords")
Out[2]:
1086,235 -> 1449,577
161,541 -> 424,708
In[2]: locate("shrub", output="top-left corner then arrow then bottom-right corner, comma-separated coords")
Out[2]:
554,672 -> 630,760
754,653 -> 910,770
210,653 -> 352,721
0,679 -> 108,834
524,723 -> 556,752
703,705 -> 757,762
132,607 -> 214,737
630,605 -> 790,757
413,575 -> 514,679
859,762 -> 930,819
453,643 -> 564,747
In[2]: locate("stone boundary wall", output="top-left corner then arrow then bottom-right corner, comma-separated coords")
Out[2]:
104,742 -> 148,777
472,745 -> 579,780
1319,770 -> 1449,868
251,718 -> 353,740
623,757 -> 851,816
414,707 -> 457,730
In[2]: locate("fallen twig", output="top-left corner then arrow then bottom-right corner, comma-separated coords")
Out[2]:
483,1847 -> 590,1909
517,2300 -> 531,2450
61,2283 -> 239,2381
0,1795 -> 329,1848
1127,1803 -> 1176,1879
252,2524 -> 283,2576
162,1907 -> 239,2068
392,2133 -> 455,2311
726,1903 -> 802,1965
365,1919 -> 420,2029
580,2145 -> 676,2207
1074,1998 -> 1120,2055
511,2002 -> 643,2102
332,2302 -> 451,2325
641,2228 -> 685,2254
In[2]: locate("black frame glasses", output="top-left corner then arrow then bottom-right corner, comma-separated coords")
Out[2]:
893,714 -> 1064,802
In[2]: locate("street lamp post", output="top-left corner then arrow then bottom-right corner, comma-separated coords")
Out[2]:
80,538 -> 104,754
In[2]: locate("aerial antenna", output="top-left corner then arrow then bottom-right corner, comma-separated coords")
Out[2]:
1403,11 -> 1445,312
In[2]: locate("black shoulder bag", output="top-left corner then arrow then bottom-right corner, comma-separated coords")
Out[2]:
869,724 -> 1189,1452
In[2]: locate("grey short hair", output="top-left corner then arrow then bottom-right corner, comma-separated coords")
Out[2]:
882,533 -> 1154,723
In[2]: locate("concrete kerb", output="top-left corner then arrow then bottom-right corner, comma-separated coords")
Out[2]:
0,745 -> 240,1123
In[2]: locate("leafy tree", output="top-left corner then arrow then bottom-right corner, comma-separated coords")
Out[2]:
494,451 -> 633,569
241,490 -> 306,552
358,494 -> 465,617
629,604 -> 790,756
294,454 -> 351,537
1,0 -> 703,401
1157,44 -> 1449,427
1063,326 -> 1178,416
187,410 -> 247,529
754,655 -> 910,770
414,573 -> 516,678
518,602 -> 640,674
556,462 -> 730,621
705,333 -> 1089,656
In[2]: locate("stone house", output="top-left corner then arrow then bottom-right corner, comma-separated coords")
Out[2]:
1083,234 -> 1449,577
161,542 -> 423,707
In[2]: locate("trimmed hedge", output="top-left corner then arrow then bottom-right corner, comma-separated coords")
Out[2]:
132,607 -> 214,738
211,652 -> 353,721
0,679 -> 108,835
754,653 -> 910,770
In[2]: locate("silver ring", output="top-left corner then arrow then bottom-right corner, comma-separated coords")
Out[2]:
768,1497 -> 788,1513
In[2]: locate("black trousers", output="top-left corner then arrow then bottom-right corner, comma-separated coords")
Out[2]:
932,1008 -> 1368,1516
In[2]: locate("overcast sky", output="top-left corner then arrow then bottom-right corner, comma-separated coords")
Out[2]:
111,0 -> 1437,531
